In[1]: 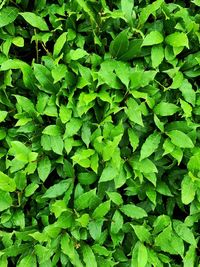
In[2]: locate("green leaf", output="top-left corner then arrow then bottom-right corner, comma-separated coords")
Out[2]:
131,225 -> 151,242
42,125 -> 61,136
126,98 -> 143,126
167,130 -> 194,148
173,220 -> 196,246
120,204 -> 147,219
140,131 -> 161,160
52,64 -> 67,83
34,64 -> 57,94
64,118 -> 82,137
106,191 -> 123,205
151,44 -> 164,68
192,0 -> 200,5
121,0 -> 134,26
0,171 -> 16,192
131,157 -> 158,173
42,180 -> 71,199
78,172 -> 97,185
155,226 -> 184,255
188,154 -> 200,172
128,129 -> 139,152
12,37 -> 24,47
34,245 -> 53,264
88,219 -> 103,241
183,245 -> 196,267
179,79 -> 196,106
99,166 -> 118,182
59,105 -> 72,124
0,111 -> 8,122
69,49 -> 88,60
50,136 -> 63,155
18,255 -> 37,267
0,190 -> 12,211
153,215 -> 171,234
61,234 -> 83,267
14,95 -> 35,114
139,0 -> 164,25
111,210 -> 123,234
92,200 -> 110,219
142,31 -> 163,46
0,7 -> 18,28
1,59 -> 36,90
165,32 -> 189,48
180,99 -> 192,118
74,189 -> 96,211
181,175 -> 196,205
20,12 -> 49,31
38,156 -> 51,182
110,29 -> 129,58
154,102 -> 179,116
138,242 -> 148,267
53,32 -> 67,57
25,183 -> 39,197
81,244 -> 97,267
81,123 -> 91,148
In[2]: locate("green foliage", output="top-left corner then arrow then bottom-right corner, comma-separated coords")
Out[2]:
0,0 -> 199,266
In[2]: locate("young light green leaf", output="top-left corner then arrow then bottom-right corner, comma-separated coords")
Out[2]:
142,31 -> 163,46
140,131 -> 161,160
167,130 -> 194,148
20,12 -> 49,31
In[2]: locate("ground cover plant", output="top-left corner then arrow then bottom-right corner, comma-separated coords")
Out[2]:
0,0 -> 200,266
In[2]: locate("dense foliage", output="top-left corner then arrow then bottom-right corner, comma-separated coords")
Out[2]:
0,0 -> 200,266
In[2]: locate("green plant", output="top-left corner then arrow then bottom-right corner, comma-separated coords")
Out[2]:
0,0 -> 200,266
